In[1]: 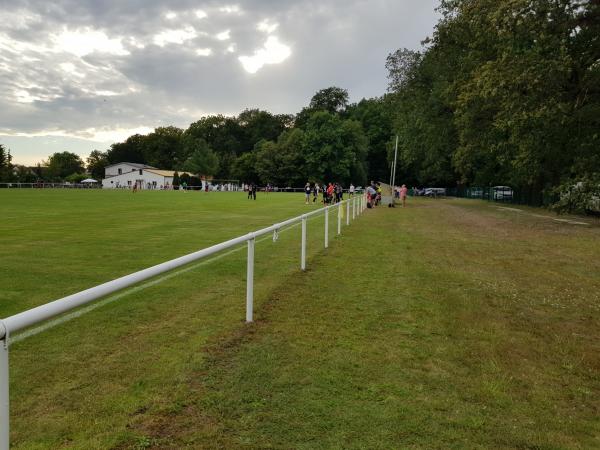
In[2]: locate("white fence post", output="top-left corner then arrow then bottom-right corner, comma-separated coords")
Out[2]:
301,215 -> 307,271
246,236 -> 255,323
352,197 -> 356,220
324,208 -> 329,248
346,200 -> 350,226
0,336 -> 8,450
337,204 -> 341,235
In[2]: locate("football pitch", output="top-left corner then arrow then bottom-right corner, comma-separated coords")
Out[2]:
1,190 -> 599,449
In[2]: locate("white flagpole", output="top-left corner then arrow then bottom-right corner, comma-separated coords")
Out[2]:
390,135 -> 399,200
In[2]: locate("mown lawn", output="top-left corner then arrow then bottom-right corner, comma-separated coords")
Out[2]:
1,191 -> 599,448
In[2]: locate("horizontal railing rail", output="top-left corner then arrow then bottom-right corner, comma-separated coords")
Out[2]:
0,194 -> 368,449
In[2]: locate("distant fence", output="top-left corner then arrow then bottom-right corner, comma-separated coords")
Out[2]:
0,193 -> 368,449
445,186 -> 558,207
0,182 -> 100,189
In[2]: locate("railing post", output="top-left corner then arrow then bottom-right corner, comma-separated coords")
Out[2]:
352,197 -> 356,220
246,236 -> 255,323
0,335 -> 8,450
346,200 -> 350,226
324,208 -> 329,248
301,215 -> 307,270
337,204 -> 341,235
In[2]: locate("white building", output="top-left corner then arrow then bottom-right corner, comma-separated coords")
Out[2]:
102,162 -> 200,190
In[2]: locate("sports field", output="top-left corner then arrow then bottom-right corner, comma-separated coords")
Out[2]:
1,190 -> 599,449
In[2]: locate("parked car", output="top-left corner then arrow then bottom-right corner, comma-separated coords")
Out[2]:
493,186 -> 513,200
424,188 -> 446,197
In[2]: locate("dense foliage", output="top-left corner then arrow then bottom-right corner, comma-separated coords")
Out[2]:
387,0 -> 600,204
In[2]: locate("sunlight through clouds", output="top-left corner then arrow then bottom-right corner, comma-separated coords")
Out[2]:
239,36 -> 291,74
216,30 -> 231,41
220,5 -> 241,14
257,20 -> 278,34
54,28 -> 129,57
153,27 -> 197,47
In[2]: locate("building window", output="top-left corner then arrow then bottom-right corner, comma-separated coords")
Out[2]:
118,168 -> 122,175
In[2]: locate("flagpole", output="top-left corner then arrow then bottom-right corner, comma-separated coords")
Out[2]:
390,135 -> 399,201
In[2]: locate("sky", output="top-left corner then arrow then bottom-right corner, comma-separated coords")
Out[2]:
0,0 -> 441,165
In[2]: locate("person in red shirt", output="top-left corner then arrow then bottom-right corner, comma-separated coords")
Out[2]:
326,183 -> 334,204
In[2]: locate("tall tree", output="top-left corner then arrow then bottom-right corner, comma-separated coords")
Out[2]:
303,111 -> 368,185
45,152 -> 85,180
86,150 -> 109,180
309,87 -> 349,113
180,135 -> 219,176
142,126 -> 183,168
0,144 -> 12,181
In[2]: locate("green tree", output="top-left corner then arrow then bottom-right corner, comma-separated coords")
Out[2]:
45,152 -> 85,180
303,111 -> 368,185
309,87 -> 349,113
86,150 -> 109,180
346,97 -> 395,183
231,151 -> 259,184
180,135 -> 219,176
186,115 -> 244,179
143,126 -> 183,168
0,144 -> 13,181
106,134 -> 147,165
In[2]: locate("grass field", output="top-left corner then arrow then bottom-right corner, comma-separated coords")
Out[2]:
1,190 -> 599,449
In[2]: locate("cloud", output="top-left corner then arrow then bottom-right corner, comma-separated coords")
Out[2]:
0,0 -> 441,164
54,28 -> 129,56
153,27 -> 198,47
215,30 -> 231,41
239,36 -> 291,74
257,20 -> 278,34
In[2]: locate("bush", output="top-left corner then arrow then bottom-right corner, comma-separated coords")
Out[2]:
551,176 -> 600,215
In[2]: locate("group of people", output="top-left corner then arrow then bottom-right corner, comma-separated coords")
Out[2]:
366,181 -> 408,208
304,182 -> 356,205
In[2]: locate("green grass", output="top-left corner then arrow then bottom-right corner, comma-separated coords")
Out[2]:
1,191 -> 600,449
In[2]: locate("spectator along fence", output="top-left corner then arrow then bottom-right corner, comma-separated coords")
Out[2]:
0,193 -> 368,449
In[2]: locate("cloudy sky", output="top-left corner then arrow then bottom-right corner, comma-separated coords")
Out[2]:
0,1 -> 440,165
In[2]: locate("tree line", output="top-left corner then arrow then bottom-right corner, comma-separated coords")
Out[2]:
2,0 -> 597,203
386,0 -> 599,204
1,88 -> 395,187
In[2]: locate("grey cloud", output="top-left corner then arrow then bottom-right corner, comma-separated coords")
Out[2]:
1,0 -> 440,163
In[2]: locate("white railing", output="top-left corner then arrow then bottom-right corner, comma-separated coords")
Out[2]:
0,193 -> 367,449
0,182 -> 101,189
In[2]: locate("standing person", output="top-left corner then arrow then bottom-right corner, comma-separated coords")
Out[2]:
252,183 -> 257,200
349,183 -> 355,197
400,184 -> 408,207
375,183 -> 382,206
366,184 -> 376,207
304,182 -> 311,204
247,183 -> 253,199
336,183 -> 343,202
313,183 -> 319,203
327,183 -> 334,204
322,183 -> 328,204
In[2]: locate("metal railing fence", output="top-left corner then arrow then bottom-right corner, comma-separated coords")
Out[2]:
445,186 -> 558,207
0,193 -> 368,449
